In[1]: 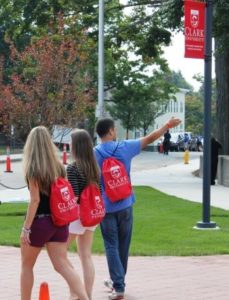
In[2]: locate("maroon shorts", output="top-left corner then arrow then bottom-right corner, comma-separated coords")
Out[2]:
29,215 -> 69,248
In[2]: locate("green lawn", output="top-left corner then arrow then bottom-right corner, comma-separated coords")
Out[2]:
1,186 -> 229,256
0,145 -> 23,155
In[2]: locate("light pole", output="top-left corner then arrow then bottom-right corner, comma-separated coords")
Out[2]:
97,0 -> 105,119
196,0 -> 217,229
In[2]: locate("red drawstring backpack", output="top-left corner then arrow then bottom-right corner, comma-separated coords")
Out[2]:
79,183 -> 105,226
96,144 -> 132,202
50,177 -> 79,226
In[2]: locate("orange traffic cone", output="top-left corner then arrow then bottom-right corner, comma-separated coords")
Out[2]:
39,282 -> 50,300
4,146 -> 13,173
62,144 -> 67,165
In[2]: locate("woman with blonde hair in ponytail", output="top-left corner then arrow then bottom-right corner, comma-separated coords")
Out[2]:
20,126 -> 89,300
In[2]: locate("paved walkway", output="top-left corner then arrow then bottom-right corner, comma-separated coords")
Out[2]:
2,246 -> 229,300
1,152 -> 229,299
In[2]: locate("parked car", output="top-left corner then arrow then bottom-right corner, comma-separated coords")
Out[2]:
169,133 -> 180,152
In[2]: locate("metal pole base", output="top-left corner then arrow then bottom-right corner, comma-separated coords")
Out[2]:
194,221 -> 219,230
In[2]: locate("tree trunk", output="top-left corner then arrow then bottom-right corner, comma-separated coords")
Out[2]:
126,128 -> 129,140
143,124 -> 147,136
215,39 -> 229,155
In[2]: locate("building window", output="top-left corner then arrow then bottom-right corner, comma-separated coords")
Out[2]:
180,101 -> 184,113
135,131 -> 140,139
174,101 -> 178,112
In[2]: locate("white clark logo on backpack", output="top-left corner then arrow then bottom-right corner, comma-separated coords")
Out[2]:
110,165 -> 121,179
57,186 -> 77,213
95,195 -> 103,209
60,187 -> 71,202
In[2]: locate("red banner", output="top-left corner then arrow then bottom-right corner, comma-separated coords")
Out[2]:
184,1 -> 206,59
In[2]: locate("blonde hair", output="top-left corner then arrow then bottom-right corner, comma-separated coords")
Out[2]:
23,126 -> 66,194
71,129 -> 100,185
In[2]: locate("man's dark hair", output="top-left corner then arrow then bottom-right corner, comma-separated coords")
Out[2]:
95,118 -> 115,138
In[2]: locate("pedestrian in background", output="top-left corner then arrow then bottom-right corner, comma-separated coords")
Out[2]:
211,136 -> 222,185
20,126 -> 88,300
95,117 -> 181,300
196,136 -> 202,152
163,129 -> 171,155
183,132 -> 190,150
67,129 -> 101,300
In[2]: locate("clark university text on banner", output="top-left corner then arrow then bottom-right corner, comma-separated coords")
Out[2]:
184,1 -> 206,59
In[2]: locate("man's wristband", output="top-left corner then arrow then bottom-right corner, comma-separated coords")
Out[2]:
166,122 -> 172,129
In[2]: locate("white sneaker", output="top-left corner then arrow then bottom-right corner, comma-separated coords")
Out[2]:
108,291 -> 124,300
104,279 -> 113,291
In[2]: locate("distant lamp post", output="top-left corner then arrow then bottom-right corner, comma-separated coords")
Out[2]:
97,0 -> 105,119
10,125 -> 15,152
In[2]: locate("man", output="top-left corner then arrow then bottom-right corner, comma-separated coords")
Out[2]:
163,129 -> 171,155
94,117 -> 181,300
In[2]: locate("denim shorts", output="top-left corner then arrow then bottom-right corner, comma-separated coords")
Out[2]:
29,215 -> 69,248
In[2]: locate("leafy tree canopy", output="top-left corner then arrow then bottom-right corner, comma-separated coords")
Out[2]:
167,70 -> 193,91
0,0 -> 186,141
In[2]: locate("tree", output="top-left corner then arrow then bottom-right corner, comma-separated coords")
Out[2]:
0,0 -> 173,87
0,1 -> 175,139
0,21 -> 94,139
138,72 -> 178,135
0,57 -> 13,139
107,59 -> 177,138
185,74 -> 217,136
168,70 -> 193,91
185,94 -> 204,135
207,1 -> 229,152
2,1 -> 195,143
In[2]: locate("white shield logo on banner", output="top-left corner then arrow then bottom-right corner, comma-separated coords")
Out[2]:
190,9 -> 199,28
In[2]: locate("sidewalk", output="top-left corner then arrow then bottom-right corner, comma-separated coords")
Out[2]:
0,153 -> 22,164
0,154 -> 28,202
2,246 -> 229,300
0,247 -> 229,300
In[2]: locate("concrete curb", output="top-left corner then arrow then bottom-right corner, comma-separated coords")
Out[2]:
0,158 -> 22,164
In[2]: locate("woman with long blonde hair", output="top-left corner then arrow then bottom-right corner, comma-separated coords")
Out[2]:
67,129 -> 101,300
20,126 -> 89,300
